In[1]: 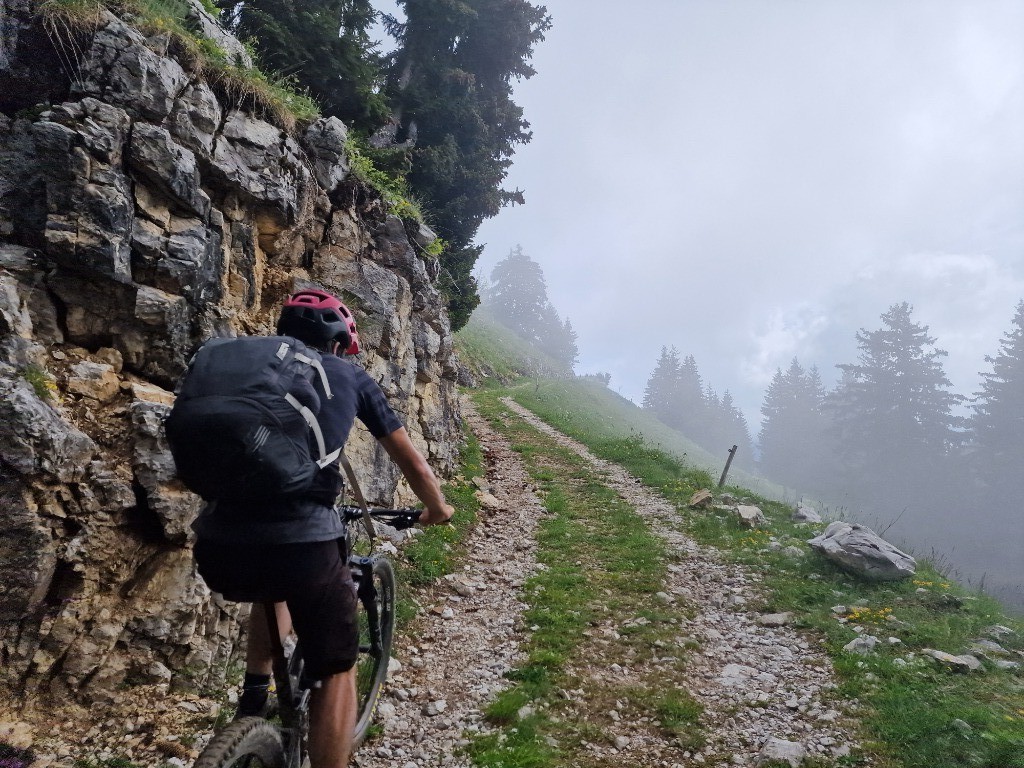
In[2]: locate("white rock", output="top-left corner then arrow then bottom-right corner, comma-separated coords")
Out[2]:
755,738 -> 806,767
843,635 -> 879,655
422,700 -> 447,716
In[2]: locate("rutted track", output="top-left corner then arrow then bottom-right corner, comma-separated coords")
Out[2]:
358,395 -> 861,767
355,397 -> 544,767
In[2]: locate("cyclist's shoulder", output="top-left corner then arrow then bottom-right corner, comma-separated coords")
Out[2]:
323,355 -> 377,384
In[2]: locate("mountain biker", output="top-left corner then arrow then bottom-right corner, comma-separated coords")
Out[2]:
191,288 -> 455,768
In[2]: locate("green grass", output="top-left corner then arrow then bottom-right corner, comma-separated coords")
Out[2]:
20,363 -> 57,402
463,391 -> 706,768
455,306 -> 575,385
38,0 -> 320,128
491,385 -> 1024,768
391,425 -> 482,625
509,378 -> 784,496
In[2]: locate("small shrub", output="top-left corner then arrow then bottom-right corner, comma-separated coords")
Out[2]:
21,364 -> 57,402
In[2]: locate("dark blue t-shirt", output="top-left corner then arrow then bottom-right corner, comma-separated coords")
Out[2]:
192,355 -> 403,544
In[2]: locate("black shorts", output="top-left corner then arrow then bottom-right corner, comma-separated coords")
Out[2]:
193,539 -> 358,679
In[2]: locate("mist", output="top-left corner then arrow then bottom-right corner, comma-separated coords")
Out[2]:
468,1 -> 1024,609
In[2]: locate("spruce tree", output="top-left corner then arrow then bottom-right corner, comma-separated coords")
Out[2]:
486,246 -> 576,369
224,0 -> 389,131
970,300 -> 1024,494
758,359 -> 830,490
720,390 -> 754,470
488,246 -> 548,339
828,303 -> 963,491
382,0 -> 552,329
643,346 -> 681,421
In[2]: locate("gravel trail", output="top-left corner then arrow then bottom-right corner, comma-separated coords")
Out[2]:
495,397 -> 862,766
360,395 -> 862,766
6,395 -> 861,767
355,397 -> 544,768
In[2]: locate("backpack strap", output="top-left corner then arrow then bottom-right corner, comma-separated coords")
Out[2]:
293,352 -> 333,399
283,393 -> 343,468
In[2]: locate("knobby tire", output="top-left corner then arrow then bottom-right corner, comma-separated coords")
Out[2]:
352,557 -> 396,748
193,717 -> 286,768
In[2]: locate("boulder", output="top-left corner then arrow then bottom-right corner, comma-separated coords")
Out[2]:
807,521 -> 916,581
793,504 -> 822,523
66,360 -> 120,402
303,117 -> 350,192
688,489 -> 713,508
922,648 -> 983,673
0,366 -> 96,481
843,635 -> 879,655
736,504 -> 766,528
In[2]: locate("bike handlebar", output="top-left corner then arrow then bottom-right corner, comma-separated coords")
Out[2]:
338,506 -> 422,530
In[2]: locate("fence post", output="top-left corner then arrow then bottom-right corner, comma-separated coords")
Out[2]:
718,444 -> 738,488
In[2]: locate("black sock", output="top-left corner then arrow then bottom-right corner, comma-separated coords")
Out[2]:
237,673 -> 272,716
243,672 -> 271,690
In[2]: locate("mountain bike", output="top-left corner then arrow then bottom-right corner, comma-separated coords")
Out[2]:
192,505 -> 421,768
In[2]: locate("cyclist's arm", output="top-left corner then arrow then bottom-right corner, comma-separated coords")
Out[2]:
378,427 -> 454,526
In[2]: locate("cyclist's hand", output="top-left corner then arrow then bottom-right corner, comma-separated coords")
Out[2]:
419,503 -> 455,526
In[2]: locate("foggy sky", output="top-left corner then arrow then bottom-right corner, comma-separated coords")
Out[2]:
472,0 -> 1024,430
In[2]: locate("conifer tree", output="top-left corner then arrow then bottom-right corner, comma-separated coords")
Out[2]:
382,0 -> 552,329
557,317 -> 579,369
969,300 -> 1024,494
488,245 -> 549,341
486,246 -> 576,369
758,359 -> 830,489
719,390 -> 754,469
223,0 -> 389,131
643,346 -> 681,419
828,303 -> 963,491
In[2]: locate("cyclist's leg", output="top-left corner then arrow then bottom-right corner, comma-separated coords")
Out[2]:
308,668 -> 357,768
246,602 -> 293,675
236,602 -> 292,716
282,541 -> 360,766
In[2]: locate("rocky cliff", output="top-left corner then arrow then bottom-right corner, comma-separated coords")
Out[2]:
0,0 -> 462,708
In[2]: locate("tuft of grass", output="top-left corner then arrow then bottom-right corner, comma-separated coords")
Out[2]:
344,138 -> 438,230
392,425 -> 481,625
38,0 -> 320,129
21,363 -> 58,402
39,0 -> 108,29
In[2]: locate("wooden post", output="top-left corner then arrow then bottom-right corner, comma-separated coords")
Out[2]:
718,445 -> 738,488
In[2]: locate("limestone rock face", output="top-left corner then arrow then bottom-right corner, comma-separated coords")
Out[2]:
0,0 -> 460,707
808,522 -> 917,581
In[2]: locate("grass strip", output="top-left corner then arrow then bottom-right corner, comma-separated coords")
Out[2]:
465,391 -> 704,768
392,424 -> 483,624
508,381 -> 1024,768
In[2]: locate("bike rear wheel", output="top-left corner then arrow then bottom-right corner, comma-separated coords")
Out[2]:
193,717 -> 286,768
352,557 -> 396,748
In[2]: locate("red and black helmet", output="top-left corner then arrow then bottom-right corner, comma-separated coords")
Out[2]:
277,289 -> 361,354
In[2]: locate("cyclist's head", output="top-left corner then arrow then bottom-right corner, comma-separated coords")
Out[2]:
277,289 -> 360,355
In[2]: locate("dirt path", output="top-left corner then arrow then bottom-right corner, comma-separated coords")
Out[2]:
354,397 -> 544,768
497,397 -> 861,766
358,395 -> 861,767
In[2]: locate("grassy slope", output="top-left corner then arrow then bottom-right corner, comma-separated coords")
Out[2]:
457,311 -> 782,496
456,305 -> 575,383
455,314 -> 1024,768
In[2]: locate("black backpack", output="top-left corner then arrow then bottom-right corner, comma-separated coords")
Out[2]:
165,336 -> 342,502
